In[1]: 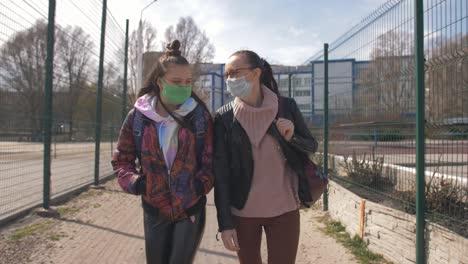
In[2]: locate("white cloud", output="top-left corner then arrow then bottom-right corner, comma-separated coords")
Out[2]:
77,0 -> 384,65
104,0 -> 326,65
4,0 -> 387,66
270,43 -> 322,65
287,26 -> 305,38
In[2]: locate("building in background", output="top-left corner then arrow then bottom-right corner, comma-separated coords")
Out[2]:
197,63 -> 225,112
273,60 -> 369,124
192,60 -> 371,122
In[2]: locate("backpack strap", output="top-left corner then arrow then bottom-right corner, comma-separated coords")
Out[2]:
132,109 -> 145,162
133,105 -> 207,168
192,104 -> 207,169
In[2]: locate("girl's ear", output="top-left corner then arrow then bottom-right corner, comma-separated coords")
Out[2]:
157,78 -> 163,90
254,67 -> 262,80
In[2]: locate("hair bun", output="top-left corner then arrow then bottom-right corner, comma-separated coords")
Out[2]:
165,40 -> 181,56
260,57 -> 266,67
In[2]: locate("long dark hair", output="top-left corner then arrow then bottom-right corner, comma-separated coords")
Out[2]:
137,40 -> 208,131
229,50 -> 280,96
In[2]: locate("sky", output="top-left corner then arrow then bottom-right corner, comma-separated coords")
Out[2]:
2,0 -> 386,66
105,0 -> 386,65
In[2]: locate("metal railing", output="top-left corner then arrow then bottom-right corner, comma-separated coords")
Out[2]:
0,0 -> 129,222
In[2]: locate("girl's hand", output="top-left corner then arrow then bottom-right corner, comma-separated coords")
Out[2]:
275,118 -> 294,141
221,229 -> 240,251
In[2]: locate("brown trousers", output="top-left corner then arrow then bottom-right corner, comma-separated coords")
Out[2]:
232,210 -> 300,264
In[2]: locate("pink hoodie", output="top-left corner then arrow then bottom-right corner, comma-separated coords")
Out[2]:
134,94 -> 197,170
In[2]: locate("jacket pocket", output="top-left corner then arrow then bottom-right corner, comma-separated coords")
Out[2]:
193,178 -> 205,196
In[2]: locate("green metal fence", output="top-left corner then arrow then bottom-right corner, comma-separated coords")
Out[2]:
307,0 -> 467,261
0,0 -> 130,222
0,0 -> 466,262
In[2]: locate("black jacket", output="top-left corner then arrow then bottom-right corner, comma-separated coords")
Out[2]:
213,96 -> 318,232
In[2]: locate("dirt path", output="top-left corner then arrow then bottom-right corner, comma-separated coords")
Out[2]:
0,180 -> 358,264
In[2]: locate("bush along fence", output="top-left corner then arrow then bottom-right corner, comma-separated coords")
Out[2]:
308,0 -> 467,263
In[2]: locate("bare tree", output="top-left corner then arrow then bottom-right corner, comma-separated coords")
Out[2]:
0,20 -> 48,139
126,20 -> 157,102
425,34 -> 468,123
74,82 -> 122,136
356,31 -> 415,122
162,17 -> 215,107
56,25 -> 95,140
103,62 -> 122,95
163,16 -> 215,64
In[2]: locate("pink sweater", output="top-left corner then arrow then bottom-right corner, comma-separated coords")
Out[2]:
231,86 -> 299,218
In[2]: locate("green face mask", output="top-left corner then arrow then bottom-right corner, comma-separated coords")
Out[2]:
161,79 -> 192,105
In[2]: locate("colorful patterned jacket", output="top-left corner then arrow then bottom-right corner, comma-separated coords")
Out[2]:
111,96 -> 214,221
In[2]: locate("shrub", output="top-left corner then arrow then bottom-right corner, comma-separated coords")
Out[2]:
340,150 -> 395,190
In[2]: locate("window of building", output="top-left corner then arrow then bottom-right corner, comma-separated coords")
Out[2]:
297,104 -> 311,110
294,90 -> 311,97
293,78 -> 302,87
280,79 -> 288,87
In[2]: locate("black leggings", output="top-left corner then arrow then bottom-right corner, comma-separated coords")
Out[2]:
143,207 -> 206,264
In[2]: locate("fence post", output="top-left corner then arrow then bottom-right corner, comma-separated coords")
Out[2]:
277,74 -> 281,95
415,0 -> 426,263
311,62 -> 315,118
374,128 -> 378,147
323,43 -> 329,211
110,126 -> 114,158
288,73 -> 292,98
122,19 -> 129,123
220,64 -> 225,106
94,0 -> 107,187
41,0 -> 56,212
54,129 -> 57,159
211,73 -> 215,112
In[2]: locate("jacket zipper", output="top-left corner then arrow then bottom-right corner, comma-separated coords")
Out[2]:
156,121 -> 179,221
167,166 -> 174,221
166,128 -> 184,221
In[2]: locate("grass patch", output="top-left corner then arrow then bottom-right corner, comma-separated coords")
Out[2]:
47,232 -> 67,241
57,206 -> 81,216
79,189 -> 104,200
8,221 -> 53,241
320,216 -> 391,264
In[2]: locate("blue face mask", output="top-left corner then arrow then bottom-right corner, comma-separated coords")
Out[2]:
226,76 -> 252,99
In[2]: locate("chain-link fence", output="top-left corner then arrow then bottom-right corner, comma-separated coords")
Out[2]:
1,1 -> 466,263
199,72 -> 227,112
0,0 -> 129,223
307,0 -> 467,239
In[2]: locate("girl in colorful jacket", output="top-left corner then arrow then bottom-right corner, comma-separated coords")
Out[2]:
112,40 -> 214,264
